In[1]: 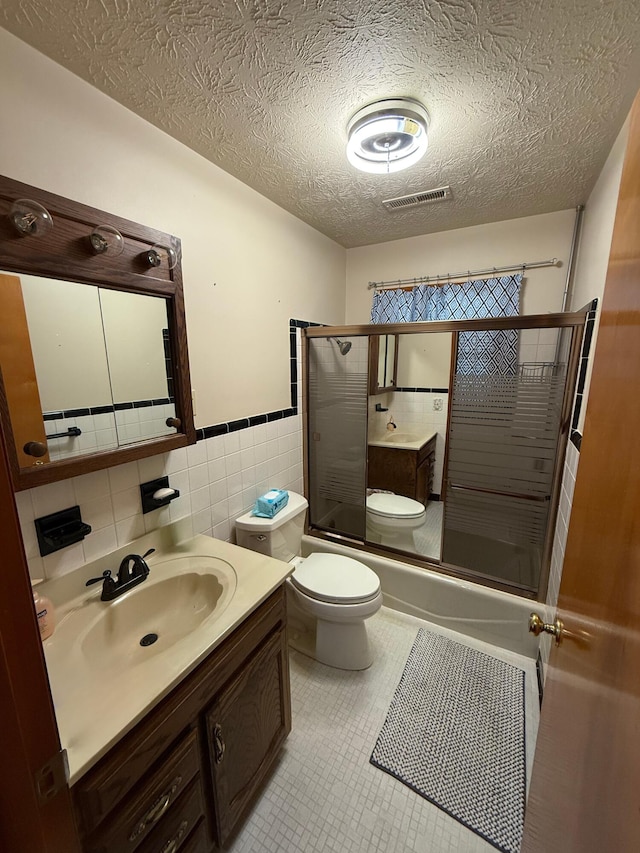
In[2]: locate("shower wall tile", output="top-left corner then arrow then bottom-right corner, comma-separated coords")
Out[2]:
540,438 -> 581,683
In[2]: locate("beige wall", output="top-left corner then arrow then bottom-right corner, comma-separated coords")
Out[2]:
569,119 -> 629,431
100,290 -> 169,404
345,209 -> 577,324
396,333 -> 452,389
0,28 -> 346,429
20,275 -> 113,410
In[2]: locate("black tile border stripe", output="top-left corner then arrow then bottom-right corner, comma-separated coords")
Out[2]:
43,397 -> 174,420
569,298 -> 598,444
536,651 -> 544,708
395,387 -> 450,394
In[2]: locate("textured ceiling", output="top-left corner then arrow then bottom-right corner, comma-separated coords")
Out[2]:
2,1 -> 640,247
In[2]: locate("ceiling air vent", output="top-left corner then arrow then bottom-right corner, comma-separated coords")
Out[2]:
382,185 -> 452,211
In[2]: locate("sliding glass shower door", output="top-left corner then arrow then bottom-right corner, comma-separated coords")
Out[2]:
307,336 -> 368,539
441,326 -> 575,593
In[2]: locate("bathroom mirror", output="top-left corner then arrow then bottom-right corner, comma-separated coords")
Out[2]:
305,313 -> 586,600
369,334 -> 398,394
0,174 -> 195,491
367,332 -> 452,563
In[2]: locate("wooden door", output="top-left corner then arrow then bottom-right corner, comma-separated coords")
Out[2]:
521,93 -> 640,850
0,411 -> 80,849
0,272 -> 50,466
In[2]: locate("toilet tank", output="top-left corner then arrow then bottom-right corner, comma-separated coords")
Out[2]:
235,492 -> 308,562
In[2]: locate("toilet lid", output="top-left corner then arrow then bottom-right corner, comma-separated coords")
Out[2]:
366,493 -> 425,519
291,553 -> 381,604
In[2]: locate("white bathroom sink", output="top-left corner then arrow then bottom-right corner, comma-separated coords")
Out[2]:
48,554 -> 237,675
40,530 -> 291,784
80,562 -> 236,669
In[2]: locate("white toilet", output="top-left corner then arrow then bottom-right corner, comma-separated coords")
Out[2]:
366,492 -> 427,551
235,492 -> 382,670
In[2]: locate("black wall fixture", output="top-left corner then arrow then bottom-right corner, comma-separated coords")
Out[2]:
34,505 -> 92,557
140,476 -> 180,514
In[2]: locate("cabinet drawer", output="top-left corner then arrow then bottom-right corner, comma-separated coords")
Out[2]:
180,821 -> 212,853
136,778 -> 205,853
83,729 -> 201,853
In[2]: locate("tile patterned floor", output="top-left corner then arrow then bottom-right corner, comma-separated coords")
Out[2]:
413,501 -> 443,560
228,607 -> 540,853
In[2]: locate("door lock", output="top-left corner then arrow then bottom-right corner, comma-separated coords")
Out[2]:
529,612 -> 565,645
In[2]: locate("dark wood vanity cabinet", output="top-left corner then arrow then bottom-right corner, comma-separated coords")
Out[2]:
72,588 -> 291,853
368,435 -> 437,505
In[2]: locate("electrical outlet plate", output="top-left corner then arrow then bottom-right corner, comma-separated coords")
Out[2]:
433,398 -> 443,411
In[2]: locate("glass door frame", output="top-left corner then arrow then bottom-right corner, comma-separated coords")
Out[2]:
302,308 -> 588,602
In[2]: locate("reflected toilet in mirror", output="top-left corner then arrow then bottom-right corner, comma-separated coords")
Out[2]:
367,332 -> 452,562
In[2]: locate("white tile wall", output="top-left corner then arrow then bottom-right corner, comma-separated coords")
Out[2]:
539,438 -> 580,679
518,327 -> 560,366
43,403 -> 176,462
17,415 -> 304,582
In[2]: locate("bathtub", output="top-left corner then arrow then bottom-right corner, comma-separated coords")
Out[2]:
301,534 -> 539,658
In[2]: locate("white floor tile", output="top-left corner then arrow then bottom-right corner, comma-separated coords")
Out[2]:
228,606 -> 539,852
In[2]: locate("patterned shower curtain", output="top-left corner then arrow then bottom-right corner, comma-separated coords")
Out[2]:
370,274 -> 522,376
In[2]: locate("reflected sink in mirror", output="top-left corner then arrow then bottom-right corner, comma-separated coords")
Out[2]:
380,432 -> 420,444
49,555 -> 237,675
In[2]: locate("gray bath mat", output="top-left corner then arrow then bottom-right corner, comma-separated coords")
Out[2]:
370,629 -> 526,853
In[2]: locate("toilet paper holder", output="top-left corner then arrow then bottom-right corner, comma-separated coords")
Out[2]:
140,476 -> 181,514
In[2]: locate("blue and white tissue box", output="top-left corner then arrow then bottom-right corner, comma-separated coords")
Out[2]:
252,489 -> 289,518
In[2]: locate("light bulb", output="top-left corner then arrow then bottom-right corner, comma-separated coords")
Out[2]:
147,244 -> 178,270
10,198 -> 53,237
90,224 -> 125,256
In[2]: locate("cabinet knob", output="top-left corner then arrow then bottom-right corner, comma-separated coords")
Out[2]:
213,723 -> 226,764
23,440 -> 48,458
166,417 -> 181,429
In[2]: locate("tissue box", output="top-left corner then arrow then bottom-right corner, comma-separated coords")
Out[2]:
252,489 -> 289,518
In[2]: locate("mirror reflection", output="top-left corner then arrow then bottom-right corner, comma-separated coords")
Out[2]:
307,320 -> 580,597
367,333 -> 451,561
0,272 -> 176,468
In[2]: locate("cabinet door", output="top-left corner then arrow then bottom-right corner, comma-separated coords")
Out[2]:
206,628 -> 291,846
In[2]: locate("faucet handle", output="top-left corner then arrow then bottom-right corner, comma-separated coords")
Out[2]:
142,548 -> 156,560
86,570 -> 113,587
85,569 -> 116,601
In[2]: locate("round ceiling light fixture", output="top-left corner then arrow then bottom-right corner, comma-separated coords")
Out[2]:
346,98 -> 430,174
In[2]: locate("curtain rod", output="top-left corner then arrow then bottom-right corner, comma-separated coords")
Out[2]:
367,257 -> 561,290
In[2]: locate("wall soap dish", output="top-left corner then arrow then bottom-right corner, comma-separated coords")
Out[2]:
35,505 -> 92,557
140,476 -> 180,514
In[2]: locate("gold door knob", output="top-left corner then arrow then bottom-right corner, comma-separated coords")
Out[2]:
529,612 -> 565,645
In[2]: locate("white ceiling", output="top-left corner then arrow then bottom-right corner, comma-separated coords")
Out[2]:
2,1 -> 640,248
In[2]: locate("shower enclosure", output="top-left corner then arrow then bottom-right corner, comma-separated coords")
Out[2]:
304,311 -> 585,600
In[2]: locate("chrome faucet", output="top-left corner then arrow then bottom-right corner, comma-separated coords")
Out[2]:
86,548 -> 155,601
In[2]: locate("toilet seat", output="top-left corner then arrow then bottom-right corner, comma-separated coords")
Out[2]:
366,493 -> 425,519
291,553 -> 380,604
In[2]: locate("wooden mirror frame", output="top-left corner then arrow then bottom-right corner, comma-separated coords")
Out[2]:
368,333 -> 398,395
0,174 -> 196,491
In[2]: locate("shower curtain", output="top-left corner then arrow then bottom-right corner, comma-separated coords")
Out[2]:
370,274 -> 522,377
